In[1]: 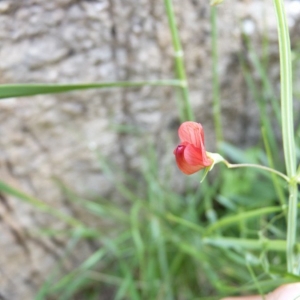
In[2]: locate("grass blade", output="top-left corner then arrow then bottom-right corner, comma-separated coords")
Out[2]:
0,180 -> 82,227
0,80 -> 182,99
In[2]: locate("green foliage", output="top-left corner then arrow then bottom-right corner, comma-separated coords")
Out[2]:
25,144 -> 295,299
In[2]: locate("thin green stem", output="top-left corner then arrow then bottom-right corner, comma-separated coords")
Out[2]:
210,6 -> 223,145
245,258 -> 265,298
245,35 -> 281,125
202,237 -> 297,252
261,127 -> 287,211
273,0 -> 298,274
164,0 -> 194,121
273,0 -> 296,177
224,161 -> 290,182
206,206 -> 285,234
287,183 -> 299,272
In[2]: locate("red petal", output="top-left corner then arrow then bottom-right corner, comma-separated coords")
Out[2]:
178,122 -> 205,148
184,144 -> 212,167
174,144 -> 206,175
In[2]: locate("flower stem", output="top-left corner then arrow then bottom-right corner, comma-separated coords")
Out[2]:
224,161 -> 290,182
273,0 -> 298,274
164,0 -> 194,121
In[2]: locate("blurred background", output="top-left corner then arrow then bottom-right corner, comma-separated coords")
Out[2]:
1,0 -> 300,299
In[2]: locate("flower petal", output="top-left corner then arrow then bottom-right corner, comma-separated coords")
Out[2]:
184,144 -> 213,167
178,122 -> 205,148
174,144 -> 206,175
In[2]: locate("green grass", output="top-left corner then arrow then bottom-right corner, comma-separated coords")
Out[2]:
27,142 -> 297,299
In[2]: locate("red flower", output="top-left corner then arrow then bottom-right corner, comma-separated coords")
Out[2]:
173,122 -> 213,175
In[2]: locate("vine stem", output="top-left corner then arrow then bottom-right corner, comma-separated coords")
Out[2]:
273,0 -> 298,274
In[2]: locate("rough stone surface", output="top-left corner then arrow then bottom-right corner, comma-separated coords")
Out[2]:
0,0 -> 299,298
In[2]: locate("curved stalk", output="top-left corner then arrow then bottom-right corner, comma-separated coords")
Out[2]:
224,161 -> 290,182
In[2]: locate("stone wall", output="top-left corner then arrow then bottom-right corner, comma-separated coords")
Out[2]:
0,0 -> 299,298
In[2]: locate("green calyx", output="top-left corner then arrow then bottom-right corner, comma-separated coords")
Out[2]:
200,152 -> 225,183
